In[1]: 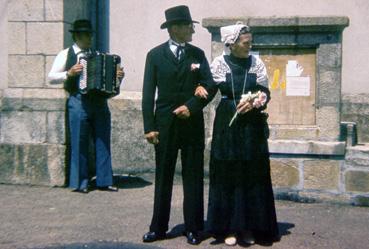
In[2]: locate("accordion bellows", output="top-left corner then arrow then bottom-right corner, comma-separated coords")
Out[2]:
79,52 -> 121,98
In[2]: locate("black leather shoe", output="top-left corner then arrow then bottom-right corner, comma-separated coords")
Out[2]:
184,231 -> 201,245
72,188 -> 88,194
97,186 -> 118,192
142,231 -> 166,243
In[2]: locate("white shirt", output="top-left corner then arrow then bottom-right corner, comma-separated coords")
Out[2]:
168,39 -> 186,58
48,43 -> 87,84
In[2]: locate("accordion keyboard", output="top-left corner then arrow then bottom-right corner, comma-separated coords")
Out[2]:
79,58 -> 88,93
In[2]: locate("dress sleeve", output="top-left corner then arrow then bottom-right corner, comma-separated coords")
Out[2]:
253,56 -> 269,88
142,51 -> 157,134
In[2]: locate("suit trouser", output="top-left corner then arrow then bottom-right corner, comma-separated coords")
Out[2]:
150,119 -> 204,233
67,93 -> 113,190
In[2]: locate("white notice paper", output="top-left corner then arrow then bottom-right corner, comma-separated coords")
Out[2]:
286,76 -> 310,96
286,60 -> 303,77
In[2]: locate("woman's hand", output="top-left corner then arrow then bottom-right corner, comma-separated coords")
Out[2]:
194,85 -> 208,99
145,131 -> 159,145
237,100 -> 253,114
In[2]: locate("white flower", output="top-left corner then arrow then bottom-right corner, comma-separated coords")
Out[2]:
229,90 -> 268,127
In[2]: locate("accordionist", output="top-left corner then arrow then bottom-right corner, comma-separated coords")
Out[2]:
48,19 -> 124,194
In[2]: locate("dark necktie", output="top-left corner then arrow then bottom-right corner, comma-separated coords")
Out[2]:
175,45 -> 185,60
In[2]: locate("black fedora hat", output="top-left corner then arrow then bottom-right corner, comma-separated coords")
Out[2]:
69,19 -> 94,33
160,5 -> 199,29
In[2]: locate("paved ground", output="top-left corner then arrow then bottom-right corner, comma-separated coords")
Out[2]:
1,174 -> 369,249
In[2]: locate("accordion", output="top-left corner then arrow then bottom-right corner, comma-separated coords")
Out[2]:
79,52 -> 121,98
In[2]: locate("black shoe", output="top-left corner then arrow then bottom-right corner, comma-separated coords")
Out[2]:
97,186 -> 118,192
184,231 -> 201,245
72,188 -> 88,194
142,231 -> 166,243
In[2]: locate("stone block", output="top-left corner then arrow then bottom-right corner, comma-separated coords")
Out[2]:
47,144 -> 66,186
298,190 -> 351,204
296,33 -> 340,45
0,144 -> 16,183
9,144 -> 50,185
341,93 -> 369,143
0,111 -> 47,144
8,22 -> 26,54
0,143 -> 65,186
269,126 -> 320,140
45,55 -> 63,88
8,0 -> 44,21
8,55 -> 44,88
270,159 -> 300,188
1,88 -> 24,111
47,111 -> 66,144
318,70 -> 341,104
317,43 -> 342,69
45,0 -> 63,21
249,17 -> 297,28
351,195 -> 369,207
268,139 -> 345,155
345,170 -> 369,192
254,33 -> 297,46
22,89 -> 66,111
341,102 -> 369,116
316,106 -> 340,140
303,160 -> 340,191
345,145 -> 369,168
109,97 -> 155,173
27,22 -> 63,54
1,89 -> 66,111
341,114 -> 369,143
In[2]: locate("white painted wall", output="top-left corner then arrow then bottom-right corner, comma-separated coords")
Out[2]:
110,0 -> 369,94
0,0 -> 8,89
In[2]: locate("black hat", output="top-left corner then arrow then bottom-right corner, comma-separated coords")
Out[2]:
69,19 -> 94,33
160,5 -> 199,29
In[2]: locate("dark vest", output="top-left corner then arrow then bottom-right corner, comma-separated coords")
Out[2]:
64,47 -> 79,94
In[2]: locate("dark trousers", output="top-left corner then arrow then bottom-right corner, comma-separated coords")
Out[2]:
150,119 -> 204,233
67,93 -> 113,190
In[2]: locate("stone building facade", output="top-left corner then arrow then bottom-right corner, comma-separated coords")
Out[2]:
0,0 -> 368,205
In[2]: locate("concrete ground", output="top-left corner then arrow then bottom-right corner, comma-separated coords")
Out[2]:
1,174 -> 369,249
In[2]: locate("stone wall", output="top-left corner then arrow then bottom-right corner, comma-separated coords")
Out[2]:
341,93 -> 369,143
0,0 -> 90,186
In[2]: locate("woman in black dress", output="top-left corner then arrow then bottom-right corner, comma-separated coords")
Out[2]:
196,23 -> 279,246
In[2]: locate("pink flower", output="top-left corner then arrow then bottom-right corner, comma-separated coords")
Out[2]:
253,92 -> 267,108
191,63 -> 200,71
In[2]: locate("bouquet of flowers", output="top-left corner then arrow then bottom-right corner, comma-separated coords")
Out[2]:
229,90 -> 267,127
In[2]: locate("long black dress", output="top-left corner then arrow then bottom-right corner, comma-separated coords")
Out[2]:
207,54 -> 279,242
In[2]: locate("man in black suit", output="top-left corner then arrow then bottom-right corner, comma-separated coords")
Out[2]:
142,5 -> 213,246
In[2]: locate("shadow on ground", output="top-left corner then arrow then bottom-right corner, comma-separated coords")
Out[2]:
89,174 -> 153,190
164,222 -> 294,247
114,175 -> 153,189
29,241 -> 163,249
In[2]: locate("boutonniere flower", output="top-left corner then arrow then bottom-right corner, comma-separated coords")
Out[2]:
191,63 -> 200,72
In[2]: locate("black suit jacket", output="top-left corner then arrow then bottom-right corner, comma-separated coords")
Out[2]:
142,42 -> 213,147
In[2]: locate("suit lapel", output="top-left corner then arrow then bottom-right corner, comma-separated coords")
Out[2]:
162,43 -> 179,65
158,42 -> 196,91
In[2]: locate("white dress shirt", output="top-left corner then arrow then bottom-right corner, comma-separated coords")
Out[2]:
48,43 -> 87,84
168,39 -> 186,59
